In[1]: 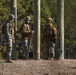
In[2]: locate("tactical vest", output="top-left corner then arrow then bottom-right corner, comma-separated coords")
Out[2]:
5,21 -> 15,39
22,24 -> 31,34
45,26 -> 53,36
9,22 -> 14,35
21,24 -> 31,39
44,25 -> 57,42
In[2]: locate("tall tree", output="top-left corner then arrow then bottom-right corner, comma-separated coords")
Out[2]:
57,0 -> 64,59
11,0 -> 17,60
34,0 -> 41,59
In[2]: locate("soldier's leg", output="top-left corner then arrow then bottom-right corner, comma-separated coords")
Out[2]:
49,42 -> 55,59
44,44 -> 49,60
27,38 -> 30,59
22,39 -> 26,58
5,39 -> 13,62
22,39 -> 28,59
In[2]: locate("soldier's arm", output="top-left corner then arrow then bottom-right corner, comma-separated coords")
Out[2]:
53,27 -> 57,38
24,30 -> 31,33
25,25 -> 31,34
52,27 -> 57,43
31,25 -> 34,33
6,23 -> 10,36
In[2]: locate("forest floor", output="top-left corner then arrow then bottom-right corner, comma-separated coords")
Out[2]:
0,59 -> 76,75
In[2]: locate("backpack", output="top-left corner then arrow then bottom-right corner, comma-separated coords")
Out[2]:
2,24 -> 5,34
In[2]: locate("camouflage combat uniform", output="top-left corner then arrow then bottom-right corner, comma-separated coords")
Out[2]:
4,14 -> 15,63
5,21 -> 15,59
20,16 -> 34,59
43,18 -> 57,60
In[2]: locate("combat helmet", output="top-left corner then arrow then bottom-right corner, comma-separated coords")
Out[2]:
9,14 -> 15,19
47,18 -> 53,22
25,16 -> 31,21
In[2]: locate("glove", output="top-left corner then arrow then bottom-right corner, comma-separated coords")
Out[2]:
53,38 -> 56,43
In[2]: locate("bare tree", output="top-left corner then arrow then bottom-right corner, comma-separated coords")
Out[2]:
57,0 -> 64,59
34,0 -> 41,60
11,0 -> 17,60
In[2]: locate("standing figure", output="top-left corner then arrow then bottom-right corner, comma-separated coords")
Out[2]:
20,16 -> 34,59
43,18 -> 57,60
4,14 -> 15,63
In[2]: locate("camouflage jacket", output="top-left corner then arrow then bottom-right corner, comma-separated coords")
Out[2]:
19,23 -> 33,39
43,25 -> 57,43
5,21 -> 15,39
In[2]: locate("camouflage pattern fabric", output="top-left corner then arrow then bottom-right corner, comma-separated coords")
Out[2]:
5,21 -> 15,59
43,25 -> 57,60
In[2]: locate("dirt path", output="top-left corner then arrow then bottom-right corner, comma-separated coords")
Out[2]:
0,59 -> 76,75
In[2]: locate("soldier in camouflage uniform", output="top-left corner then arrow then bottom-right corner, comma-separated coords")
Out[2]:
5,14 -> 15,63
20,16 -> 34,59
43,18 -> 57,60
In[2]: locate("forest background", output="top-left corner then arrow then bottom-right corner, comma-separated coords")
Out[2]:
0,0 -> 76,59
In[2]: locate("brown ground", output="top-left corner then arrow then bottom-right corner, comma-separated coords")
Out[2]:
0,59 -> 76,75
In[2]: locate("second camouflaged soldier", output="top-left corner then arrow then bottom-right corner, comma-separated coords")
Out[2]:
4,14 -> 15,63
19,16 -> 34,59
43,18 -> 57,60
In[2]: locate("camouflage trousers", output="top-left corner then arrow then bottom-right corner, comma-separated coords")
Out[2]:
22,38 -> 30,59
43,42 -> 55,60
6,39 -> 13,59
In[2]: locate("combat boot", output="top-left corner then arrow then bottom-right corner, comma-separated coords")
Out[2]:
5,59 -> 13,63
49,52 -> 55,60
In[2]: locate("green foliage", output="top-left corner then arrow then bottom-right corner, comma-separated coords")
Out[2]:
0,46 -> 6,59
64,0 -> 76,50
41,0 -> 51,26
0,8 -> 9,20
0,0 -> 76,55
46,0 -> 57,20
0,0 -> 10,23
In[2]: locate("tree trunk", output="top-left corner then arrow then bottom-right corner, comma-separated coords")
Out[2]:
11,0 -> 17,60
57,0 -> 64,59
34,0 -> 41,60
